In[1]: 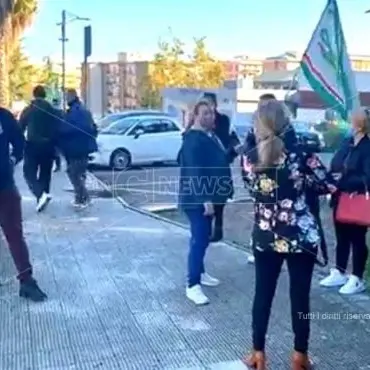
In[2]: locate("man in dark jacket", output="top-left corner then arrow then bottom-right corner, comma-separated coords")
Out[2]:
58,89 -> 97,208
0,107 -> 47,302
20,85 -> 62,212
202,92 -> 239,242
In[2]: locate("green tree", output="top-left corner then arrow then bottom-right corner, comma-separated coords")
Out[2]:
38,56 -> 60,99
139,76 -> 161,108
150,37 -> 189,88
0,0 -> 38,107
145,35 -> 225,101
187,37 -> 225,88
9,42 -> 34,100
39,57 -> 58,86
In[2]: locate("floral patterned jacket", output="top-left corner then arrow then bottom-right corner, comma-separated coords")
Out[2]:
244,151 -> 334,254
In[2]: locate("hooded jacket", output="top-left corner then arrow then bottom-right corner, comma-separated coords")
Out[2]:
19,98 -> 61,144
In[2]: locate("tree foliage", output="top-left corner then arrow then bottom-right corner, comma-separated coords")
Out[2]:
140,35 -> 225,106
9,42 -> 35,100
0,0 -> 38,106
188,37 -> 225,88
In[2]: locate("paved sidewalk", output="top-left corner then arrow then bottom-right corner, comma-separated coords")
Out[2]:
1,170 -> 370,370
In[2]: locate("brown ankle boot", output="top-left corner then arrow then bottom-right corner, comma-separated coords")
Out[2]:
243,350 -> 266,369
291,351 -> 313,370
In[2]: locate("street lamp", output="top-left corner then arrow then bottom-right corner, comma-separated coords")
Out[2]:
57,10 -> 90,110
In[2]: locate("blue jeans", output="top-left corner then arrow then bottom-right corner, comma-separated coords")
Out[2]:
185,208 -> 212,287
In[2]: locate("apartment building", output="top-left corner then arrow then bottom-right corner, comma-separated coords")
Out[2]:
83,52 -> 152,116
222,55 -> 264,79
262,51 -> 370,73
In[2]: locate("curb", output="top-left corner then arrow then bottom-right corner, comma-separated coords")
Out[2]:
87,171 -> 255,258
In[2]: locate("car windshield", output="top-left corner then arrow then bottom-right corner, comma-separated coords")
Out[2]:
97,114 -> 127,130
100,118 -> 139,135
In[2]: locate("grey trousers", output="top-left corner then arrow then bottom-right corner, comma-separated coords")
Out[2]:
66,157 -> 89,204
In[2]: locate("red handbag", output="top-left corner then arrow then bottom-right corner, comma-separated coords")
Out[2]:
335,191 -> 370,226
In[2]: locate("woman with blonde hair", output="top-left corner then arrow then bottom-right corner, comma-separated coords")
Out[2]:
320,107 -> 370,294
178,100 -> 233,305
242,100 -> 336,369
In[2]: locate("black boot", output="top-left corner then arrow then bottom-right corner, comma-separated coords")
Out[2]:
19,278 -> 47,302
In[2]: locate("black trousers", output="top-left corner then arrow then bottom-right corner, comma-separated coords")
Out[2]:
334,212 -> 368,278
23,142 -> 54,200
252,251 -> 315,353
212,203 -> 225,236
66,157 -> 89,204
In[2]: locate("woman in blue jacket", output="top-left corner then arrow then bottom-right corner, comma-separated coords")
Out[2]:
179,100 -> 233,305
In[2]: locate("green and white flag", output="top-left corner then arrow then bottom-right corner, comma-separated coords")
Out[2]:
300,0 -> 359,120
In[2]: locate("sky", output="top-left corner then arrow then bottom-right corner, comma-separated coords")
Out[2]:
23,0 -> 370,65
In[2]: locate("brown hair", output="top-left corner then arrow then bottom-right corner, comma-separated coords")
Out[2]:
186,100 -> 210,131
254,100 -> 287,169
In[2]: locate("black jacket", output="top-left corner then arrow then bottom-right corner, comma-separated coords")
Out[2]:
178,129 -> 233,210
0,108 -> 24,191
57,100 -> 98,159
213,111 -> 239,163
330,135 -> 370,207
19,98 -> 62,144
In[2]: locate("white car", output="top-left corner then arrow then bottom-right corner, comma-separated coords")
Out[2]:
89,114 -> 183,170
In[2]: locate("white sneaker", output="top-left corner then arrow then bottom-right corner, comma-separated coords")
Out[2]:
319,268 -> 348,287
339,275 -> 366,295
186,284 -> 209,305
247,255 -> 255,264
36,193 -> 51,212
201,273 -> 220,287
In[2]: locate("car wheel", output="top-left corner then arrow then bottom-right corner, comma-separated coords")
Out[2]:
110,149 -> 131,170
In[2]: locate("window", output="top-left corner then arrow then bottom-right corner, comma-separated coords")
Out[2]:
130,118 -> 179,135
159,119 -> 180,132
131,119 -> 163,135
100,118 -> 138,135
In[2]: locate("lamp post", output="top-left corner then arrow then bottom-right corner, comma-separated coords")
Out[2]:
57,10 -> 90,110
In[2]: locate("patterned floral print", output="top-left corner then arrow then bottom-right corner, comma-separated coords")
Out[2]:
243,151 -> 333,254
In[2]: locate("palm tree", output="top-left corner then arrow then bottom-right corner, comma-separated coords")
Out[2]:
0,0 -> 38,107
0,0 -> 13,107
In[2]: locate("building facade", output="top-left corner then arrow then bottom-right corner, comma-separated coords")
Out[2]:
83,52 -> 152,117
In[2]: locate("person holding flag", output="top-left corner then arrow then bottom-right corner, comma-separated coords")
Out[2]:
299,0 -> 370,296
